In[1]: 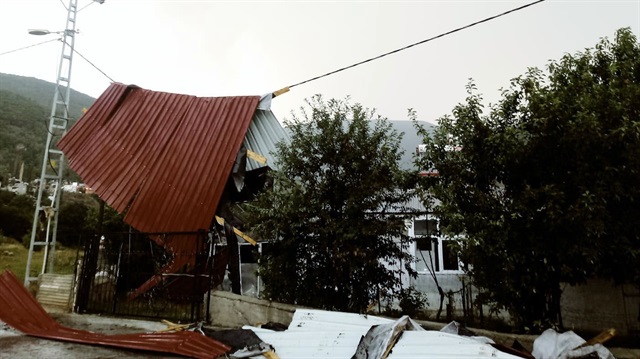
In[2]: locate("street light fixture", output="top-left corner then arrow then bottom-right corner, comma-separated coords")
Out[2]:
28,29 -> 57,36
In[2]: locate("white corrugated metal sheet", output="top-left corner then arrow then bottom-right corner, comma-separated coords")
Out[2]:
246,309 -> 521,359
247,310 -> 393,359
388,331 -> 519,358
244,109 -> 289,171
288,309 -> 393,332
251,330 -> 365,359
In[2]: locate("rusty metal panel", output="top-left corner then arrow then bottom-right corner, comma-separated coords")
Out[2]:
0,270 -> 230,358
58,83 -> 260,233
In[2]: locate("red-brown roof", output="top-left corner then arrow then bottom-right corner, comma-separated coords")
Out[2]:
0,270 -> 230,359
58,83 -> 260,232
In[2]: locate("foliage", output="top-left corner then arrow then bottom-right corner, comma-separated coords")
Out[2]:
56,192 -> 102,247
0,73 -> 95,123
414,28 -> 640,330
83,195 -> 130,234
0,236 -> 77,284
0,191 -> 34,242
0,90 -> 48,182
247,95 -> 416,313
398,286 -> 429,318
0,73 -> 95,183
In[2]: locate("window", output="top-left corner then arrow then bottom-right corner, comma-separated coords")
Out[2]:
240,244 -> 258,263
441,240 -> 460,271
414,219 -> 438,236
413,218 -> 461,273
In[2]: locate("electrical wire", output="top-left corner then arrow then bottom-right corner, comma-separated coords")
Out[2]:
0,38 -> 59,56
59,0 -> 69,11
77,0 -> 97,13
288,0 -> 546,89
65,41 -> 115,82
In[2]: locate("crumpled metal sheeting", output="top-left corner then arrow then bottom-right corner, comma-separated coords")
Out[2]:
0,270 -> 230,359
247,309 -> 521,359
58,83 -> 260,233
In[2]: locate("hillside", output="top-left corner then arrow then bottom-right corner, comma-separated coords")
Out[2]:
0,73 -> 95,120
0,73 -> 96,183
389,120 -> 433,169
0,72 -> 430,183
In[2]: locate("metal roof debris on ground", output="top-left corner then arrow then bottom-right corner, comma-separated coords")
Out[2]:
0,270 -> 230,359
244,309 -> 521,359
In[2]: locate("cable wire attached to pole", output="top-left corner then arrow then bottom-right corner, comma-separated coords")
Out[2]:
66,42 -> 115,83
287,0 -> 546,89
0,38 -> 60,56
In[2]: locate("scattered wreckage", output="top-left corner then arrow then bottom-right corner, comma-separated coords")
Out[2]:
0,270 -> 617,359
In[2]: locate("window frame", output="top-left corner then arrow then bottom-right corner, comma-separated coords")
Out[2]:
411,216 -> 463,274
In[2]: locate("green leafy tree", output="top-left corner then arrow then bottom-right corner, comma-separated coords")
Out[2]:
415,28 -> 640,330
56,192 -> 102,247
0,191 -> 34,242
248,96 -> 416,313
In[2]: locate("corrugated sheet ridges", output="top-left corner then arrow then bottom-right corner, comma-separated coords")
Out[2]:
0,270 -> 230,359
244,109 -> 289,171
58,83 -> 260,232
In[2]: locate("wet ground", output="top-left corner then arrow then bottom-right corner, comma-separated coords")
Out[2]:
2,311 -> 638,359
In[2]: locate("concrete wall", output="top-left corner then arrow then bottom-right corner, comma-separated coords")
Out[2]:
412,273 -> 640,338
412,272 -> 466,303
561,279 -> 640,337
207,290 -> 299,328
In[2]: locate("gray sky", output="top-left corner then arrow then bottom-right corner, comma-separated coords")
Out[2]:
0,0 -> 638,124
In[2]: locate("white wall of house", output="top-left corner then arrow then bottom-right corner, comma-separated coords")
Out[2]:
402,214 -> 472,318
402,213 -> 639,338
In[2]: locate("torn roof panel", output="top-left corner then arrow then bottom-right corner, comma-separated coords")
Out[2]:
288,309 -> 393,332
387,331 -> 520,358
58,83 -> 261,232
247,309 -> 521,359
250,329 -> 365,358
0,270 -> 230,359
244,109 -> 289,171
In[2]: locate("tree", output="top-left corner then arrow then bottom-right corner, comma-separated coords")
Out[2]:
56,192 -> 101,247
247,96 -> 416,313
0,191 -> 34,242
415,28 -> 640,330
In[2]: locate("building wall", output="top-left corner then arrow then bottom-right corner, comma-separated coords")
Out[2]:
561,279 -> 640,337
404,215 -> 639,337
207,290 -> 298,328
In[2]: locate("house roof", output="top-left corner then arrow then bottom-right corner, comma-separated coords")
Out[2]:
58,83 -> 261,232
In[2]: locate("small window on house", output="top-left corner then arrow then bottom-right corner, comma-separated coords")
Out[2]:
240,244 -> 258,263
414,219 -> 438,236
441,240 -> 460,271
416,236 -> 434,251
415,237 -> 439,272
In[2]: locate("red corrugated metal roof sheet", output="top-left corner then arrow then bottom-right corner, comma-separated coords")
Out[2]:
0,270 -> 230,359
58,83 -> 260,232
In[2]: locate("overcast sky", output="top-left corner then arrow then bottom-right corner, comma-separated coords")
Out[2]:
0,0 -> 638,124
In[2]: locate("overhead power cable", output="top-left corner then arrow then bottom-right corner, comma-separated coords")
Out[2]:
0,38 -> 59,56
285,0 -> 546,91
66,41 -> 115,83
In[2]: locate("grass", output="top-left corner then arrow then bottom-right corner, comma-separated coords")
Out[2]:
0,235 -> 79,283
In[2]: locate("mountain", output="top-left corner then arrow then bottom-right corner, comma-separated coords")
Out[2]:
0,73 -> 96,184
389,120 -> 433,169
0,72 -> 431,184
0,73 -> 95,120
